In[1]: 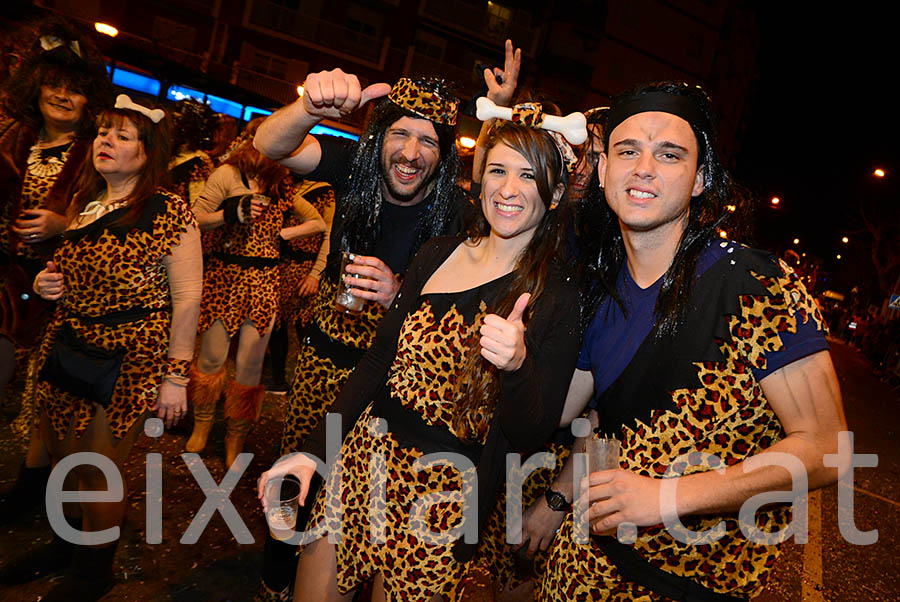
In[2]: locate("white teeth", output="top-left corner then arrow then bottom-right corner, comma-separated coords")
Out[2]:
395,164 -> 417,175
628,189 -> 656,199
495,202 -> 522,213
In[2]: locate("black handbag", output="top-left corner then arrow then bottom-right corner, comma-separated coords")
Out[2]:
38,322 -> 126,407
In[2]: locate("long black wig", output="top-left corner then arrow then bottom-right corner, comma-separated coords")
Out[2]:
579,81 -> 746,338
325,79 -> 461,280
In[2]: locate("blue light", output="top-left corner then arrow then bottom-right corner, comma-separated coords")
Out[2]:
242,106 -> 273,121
167,85 -> 205,103
310,125 -> 359,141
111,68 -> 161,97
206,94 -> 243,119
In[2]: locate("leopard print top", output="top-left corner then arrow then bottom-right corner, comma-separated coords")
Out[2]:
36,189 -> 196,440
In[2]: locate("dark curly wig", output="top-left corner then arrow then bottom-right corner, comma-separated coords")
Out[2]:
325,78 -> 462,280
1,16 -> 112,138
170,98 -> 218,153
580,81 -> 744,338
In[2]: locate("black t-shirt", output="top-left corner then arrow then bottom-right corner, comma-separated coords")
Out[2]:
305,134 -> 466,280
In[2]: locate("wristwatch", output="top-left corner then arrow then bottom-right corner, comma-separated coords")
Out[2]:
544,488 -> 571,512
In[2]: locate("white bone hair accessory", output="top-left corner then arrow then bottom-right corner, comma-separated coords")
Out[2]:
476,97 -> 587,145
114,94 -> 166,124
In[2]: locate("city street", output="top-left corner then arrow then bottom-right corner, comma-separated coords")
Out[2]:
1,340 -> 898,601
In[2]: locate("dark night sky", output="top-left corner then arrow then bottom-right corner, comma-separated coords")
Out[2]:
734,6 -> 897,280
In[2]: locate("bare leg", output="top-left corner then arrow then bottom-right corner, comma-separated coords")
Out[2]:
293,537 -> 353,602
234,315 -> 276,386
197,320 -> 231,375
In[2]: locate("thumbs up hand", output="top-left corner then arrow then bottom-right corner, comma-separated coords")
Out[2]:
479,292 -> 530,371
33,260 -> 65,300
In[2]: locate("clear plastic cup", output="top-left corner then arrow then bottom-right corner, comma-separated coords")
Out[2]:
264,476 -> 302,541
586,435 -> 620,475
335,251 -> 364,314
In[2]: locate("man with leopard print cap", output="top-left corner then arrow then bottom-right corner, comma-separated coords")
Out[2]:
535,82 -> 847,601
252,68 -> 477,601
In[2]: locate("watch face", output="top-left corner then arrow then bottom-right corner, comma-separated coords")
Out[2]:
545,490 -> 570,512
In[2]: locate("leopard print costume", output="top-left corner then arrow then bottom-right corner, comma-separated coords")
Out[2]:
538,246 -> 828,601
280,276 -> 388,455
306,298 -> 491,601
198,190 -> 293,337
34,190 -> 195,440
276,181 -> 334,329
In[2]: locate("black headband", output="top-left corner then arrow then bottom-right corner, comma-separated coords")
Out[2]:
605,91 -> 712,141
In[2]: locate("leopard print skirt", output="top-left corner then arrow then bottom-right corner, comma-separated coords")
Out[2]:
198,257 -> 279,337
306,405 -> 474,601
35,312 -> 169,441
280,344 -> 352,456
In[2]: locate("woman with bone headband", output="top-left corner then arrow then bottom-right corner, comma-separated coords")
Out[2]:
186,117 -> 327,469
2,95 -> 202,601
257,102 -> 584,601
0,18 -> 113,521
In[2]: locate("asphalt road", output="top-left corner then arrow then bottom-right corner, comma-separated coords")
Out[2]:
1,339 -> 897,601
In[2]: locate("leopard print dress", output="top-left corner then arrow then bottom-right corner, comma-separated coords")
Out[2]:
306,286 -> 502,602
34,190 -> 195,440
276,181 -> 334,330
198,185 -> 293,337
280,276 -> 387,455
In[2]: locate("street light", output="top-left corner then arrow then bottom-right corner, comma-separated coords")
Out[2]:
458,136 -> 476,149
874,168 -> 885,177
836,254 -> 842,260
841,236 -> 849,244
771,197 -> 780,206
94,22 -> 118,37
793,238 -> 799,245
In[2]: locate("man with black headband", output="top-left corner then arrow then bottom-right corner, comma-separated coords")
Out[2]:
535,82 -> 847,601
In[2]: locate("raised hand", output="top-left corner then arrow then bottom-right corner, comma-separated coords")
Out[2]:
479,292 -> 529,371
33,261 -> 65,300
302,68 -> 392,120
483,39 -> 521,107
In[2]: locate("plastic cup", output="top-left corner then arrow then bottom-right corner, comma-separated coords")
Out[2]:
335,251 -> 364,314
586,435 -> 620,475
264,476 -> 302,541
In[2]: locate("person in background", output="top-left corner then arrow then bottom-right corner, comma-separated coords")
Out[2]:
168,98 -> 217,207
1,95 -> 201,601
186,126 -> 326,469
0,15 -> 112,524
266,177 -> 335,394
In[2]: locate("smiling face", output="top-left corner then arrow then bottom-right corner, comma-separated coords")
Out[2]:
93,116 -> 147,184
481,143 -> 554,243
379,116 -> 441,205
599,111 -> 704,242
38,84 -> 88,133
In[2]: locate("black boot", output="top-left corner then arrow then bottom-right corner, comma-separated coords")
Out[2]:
41,541 -> 117,602
0,515 -> 81,584
0,461 -> 51,524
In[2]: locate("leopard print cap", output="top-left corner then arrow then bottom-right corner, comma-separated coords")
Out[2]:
388,78 -> 459,126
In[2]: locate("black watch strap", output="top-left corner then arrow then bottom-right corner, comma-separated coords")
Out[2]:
545,488 -> 571,512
